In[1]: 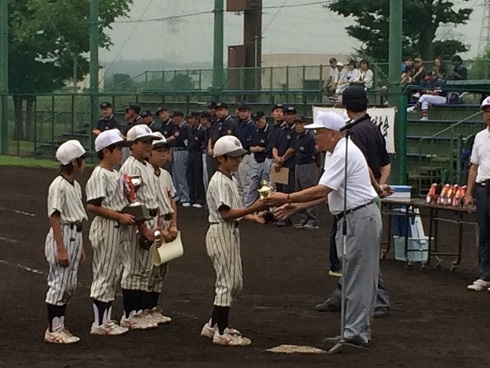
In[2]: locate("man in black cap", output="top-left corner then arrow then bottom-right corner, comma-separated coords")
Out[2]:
140,111 -> 154,128
315,86 -> 392,318
234,102 -> 256,203
92,102 -> 121,137
171,111 -> 191,207
186,111 -> 206,208
153,107 -> 174,173
206,102 -> 236,180
272,105 -> 297,227
200,112 -> 212,191
244,111 -> 273,206
121,104 -> 142,163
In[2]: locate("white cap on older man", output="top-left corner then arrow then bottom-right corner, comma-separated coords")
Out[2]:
213,135 -> 248,158
56,140 -> 86,165
480,96 -> 490,110
95,130 -> 125,152
126,124 -> 160,142
305,111 -> 346,131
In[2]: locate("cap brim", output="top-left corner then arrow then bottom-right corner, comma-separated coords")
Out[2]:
214,148 -> 248,158
131,133 -> 160,142
153,142 -> 171,149
304,123 -> 325,129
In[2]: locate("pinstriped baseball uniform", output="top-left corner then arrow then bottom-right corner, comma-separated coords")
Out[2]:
206,171 -> 243,307
45,176 -> 87,306
119,155 -> 160,291
147,167 -> 176,293
86,166 -> 129,303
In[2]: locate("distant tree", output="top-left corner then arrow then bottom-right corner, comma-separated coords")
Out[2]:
468,48 -> 490,80
8,0 -> 132,140
432,40 -> 469,62
327,0 -> 472,62
112,73 -> 135,91
166,74 -> 195,91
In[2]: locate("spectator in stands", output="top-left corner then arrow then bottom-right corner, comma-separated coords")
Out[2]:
432,57 -> 446,81
400,57 -> 414,85
411,57 -> 427,85
324,58 -> 338,96
171,111 -> 191,206
449,55 -> 468,80
92,102 -> 120,137
186,111 -> 206,209
407,72 -> 448,120
331,62 -> 349,103
351,59 -> 373,90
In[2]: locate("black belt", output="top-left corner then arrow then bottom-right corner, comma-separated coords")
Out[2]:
210,221 -> 239,228
162,213 -> 172,221
149,208 -> 158,217
173,147 -> 187,151
68,223 -> 83,232
476,181 -> 488,187
334,200 -> 375,221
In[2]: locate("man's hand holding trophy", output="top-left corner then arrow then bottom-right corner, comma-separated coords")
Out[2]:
259,181 -> 300,221
257,180 -> 278,223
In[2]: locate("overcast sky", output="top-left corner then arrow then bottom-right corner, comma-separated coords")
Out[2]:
99,0 -> 486,64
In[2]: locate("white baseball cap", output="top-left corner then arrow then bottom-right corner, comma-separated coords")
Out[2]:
126,124 -> 160,142
305,111 -> 346,131
95,129 -> 125,152
480,96 -> 490,110
336,62 -> 344,67
152,131 -> 170,149
56,140 -> 86,165
213,135 -> 247,158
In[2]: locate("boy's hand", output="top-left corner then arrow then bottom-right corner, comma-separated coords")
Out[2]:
57,247 -> 69,267
118,213 -> 135,225
168,226 -> 178,242
254,212 -> 267,224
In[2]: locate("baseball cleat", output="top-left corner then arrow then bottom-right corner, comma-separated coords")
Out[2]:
90,321 -> 129,336
44,327 -> 80,344
120,313 -> 158,330
201,323 -> 242,339
147,309 -> 172,325
212,330 -> 251,346
182,202 -> 191,207
467,279 -> 490,291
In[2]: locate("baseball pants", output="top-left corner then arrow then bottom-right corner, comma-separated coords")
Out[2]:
121,217 -> 159,291
206,223 -> 243,307
334,203 -> 381,344
418,94 -> 447,110
295,163 -> 319,223
172,150 -> 190,203
244,158 -> 272,207
147,219 -> 171,293
89,219 -> 126,302
236,154 -> 254,204
186,151 -> 206,205
207,155 -> 219,181
45,225 -> 83,306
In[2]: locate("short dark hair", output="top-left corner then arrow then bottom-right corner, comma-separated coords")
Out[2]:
97,143 -> 122,160
60,156 -> 86,174
359,59 -> 370,68
342,86 -> 368,113
329,58 -> 337,63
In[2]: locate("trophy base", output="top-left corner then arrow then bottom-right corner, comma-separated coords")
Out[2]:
123,203 -> 151,223
264,211 -> 275,223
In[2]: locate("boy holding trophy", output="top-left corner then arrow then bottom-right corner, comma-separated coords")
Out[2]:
119,125 -> 163,330
200,135 -> 266,346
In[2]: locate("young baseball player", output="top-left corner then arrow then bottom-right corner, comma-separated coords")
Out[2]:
44,140 -> 88,344
119,125 -> 162,330
144,132 -> 178,324
200,135 -> 266,346
86,130 -> 134,336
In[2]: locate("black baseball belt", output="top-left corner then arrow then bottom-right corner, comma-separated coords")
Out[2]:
334,200 -> 375,221
68,223 -> 83,232
161,213 -> 173,221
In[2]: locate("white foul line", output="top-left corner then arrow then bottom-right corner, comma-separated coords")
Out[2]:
0,237 -> 18,243
0,259 -> 44,275
0,206 -> 36,217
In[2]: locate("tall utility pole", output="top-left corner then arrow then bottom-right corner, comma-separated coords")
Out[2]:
243,0 -> 262,91
89,0 -> 99,141
388,0 -> 405,184
213,0 -> 224,96
0,0 -> 9,155
478,0 -> 490,55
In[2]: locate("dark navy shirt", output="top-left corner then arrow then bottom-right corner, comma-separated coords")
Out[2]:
156,118 -> 176,138
234,119 -> 255,151
274,123 -> 296,169
209,116 -> 236,147
268,122 -> 284,157
96,115 -> 120,132
293,130 -> 316,165
174,121 -> 191,149
250,124 -> 272,163
188,124 -> 206,153
349,113 -> 390,181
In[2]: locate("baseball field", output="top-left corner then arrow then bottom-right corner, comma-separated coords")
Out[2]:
0,165 -> 488,368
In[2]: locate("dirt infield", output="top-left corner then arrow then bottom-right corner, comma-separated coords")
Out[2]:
0,166 -> 489,368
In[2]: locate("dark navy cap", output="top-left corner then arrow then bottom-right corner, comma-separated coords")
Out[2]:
284,105 -> 297,114
155,107 -> 168,115
127,104 -> 141,114
237,102 -> 250,110
293,114 -> 307,123
188,111 -> 201,118
200,112 -> 211,119
100,102 -> 112,109
271,103 -> 284,112
140,110 -> 152,118
215,102 -> 228,109
171,110 -> 184,117
207,101 -> 217,109
252,111 -> 265,120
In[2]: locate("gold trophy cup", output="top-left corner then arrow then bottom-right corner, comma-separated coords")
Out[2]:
258,180 -> 275,222
122,174 -> 151,223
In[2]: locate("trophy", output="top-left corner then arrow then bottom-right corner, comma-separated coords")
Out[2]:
258,180 -> 275,223
139,229 -> 161,250
122,174 -> 151,223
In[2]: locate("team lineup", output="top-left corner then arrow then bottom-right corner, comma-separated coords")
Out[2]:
43,86 -> 392,348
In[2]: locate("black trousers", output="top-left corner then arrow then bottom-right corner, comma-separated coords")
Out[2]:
276,168 -> 296,193
187,151 -> 206,205
206,154 -> 219,180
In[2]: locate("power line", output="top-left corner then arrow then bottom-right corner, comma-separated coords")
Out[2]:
262,0 -> 289,36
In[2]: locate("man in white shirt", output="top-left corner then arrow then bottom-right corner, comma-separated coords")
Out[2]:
465,96 -> 490,291
262,111 -> 390,347
324,58 -> 339,96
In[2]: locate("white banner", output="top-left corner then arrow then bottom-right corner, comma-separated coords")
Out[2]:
312,106 -> 396,154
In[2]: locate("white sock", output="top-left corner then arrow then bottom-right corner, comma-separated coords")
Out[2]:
92,303 -> 100,326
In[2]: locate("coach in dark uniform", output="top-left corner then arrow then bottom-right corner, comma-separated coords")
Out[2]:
153,107 -> 175,172
186,112 -> 206,208
172,111 -> 191,206
315,86 -> 391,318
92,102 -> 120,136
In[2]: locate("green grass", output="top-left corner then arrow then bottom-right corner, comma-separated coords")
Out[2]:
0,155 -> 58,168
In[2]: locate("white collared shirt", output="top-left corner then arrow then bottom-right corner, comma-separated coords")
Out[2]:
470,127 -> 490,183
319,138 -> 377,215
